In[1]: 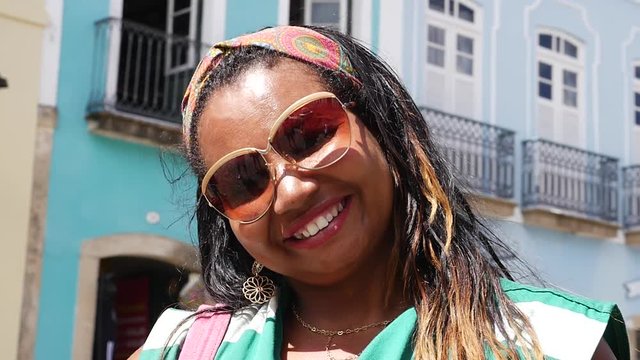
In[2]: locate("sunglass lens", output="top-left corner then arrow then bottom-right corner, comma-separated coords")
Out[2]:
272,97 -> 350,168
206,151 -> 273,221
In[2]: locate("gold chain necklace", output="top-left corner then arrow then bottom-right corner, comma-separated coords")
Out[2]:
291,305 -> 391,360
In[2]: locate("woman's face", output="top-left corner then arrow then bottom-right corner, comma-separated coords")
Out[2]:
197,59 -> 394,286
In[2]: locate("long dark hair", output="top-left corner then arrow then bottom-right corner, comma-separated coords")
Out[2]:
183,26 -> 543,360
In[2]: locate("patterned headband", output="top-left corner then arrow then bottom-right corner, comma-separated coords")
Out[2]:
181,25 -> 361,144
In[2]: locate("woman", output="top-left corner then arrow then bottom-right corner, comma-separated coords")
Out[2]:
133,26 -> 629,359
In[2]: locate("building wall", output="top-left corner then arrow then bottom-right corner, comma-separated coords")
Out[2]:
33,0 -> 639,358
500,222 -> 640,319
226,0 -> 278,37
372,0 -> 640,323
0,1 -> 47,359
490,0 -> 639,322
18,0 -> 65,358
34,0 -> 197,357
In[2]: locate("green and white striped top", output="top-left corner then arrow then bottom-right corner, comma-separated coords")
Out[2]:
139,278 -> 629,359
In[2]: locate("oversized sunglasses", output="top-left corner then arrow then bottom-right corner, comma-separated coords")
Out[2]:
200,91 -> 352,223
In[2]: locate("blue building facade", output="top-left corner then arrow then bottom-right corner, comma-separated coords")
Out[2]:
34,0 -> 639,358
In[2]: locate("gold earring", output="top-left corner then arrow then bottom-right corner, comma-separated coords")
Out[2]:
242,261 -> 276,304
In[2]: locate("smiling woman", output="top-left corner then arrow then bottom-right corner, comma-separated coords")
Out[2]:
132,26 -> 629,360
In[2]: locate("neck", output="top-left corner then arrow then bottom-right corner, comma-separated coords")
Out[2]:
286,245 -> 407,330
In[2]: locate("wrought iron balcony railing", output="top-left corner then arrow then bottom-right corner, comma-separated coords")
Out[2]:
420,108 -> 515,199
88,18 -> 210,124
522,139 -> 619,222
623,165 -> 640,228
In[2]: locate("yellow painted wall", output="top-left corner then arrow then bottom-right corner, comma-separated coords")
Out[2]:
0,1 -> 47,358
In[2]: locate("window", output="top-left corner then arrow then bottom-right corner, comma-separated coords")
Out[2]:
634,64 -> 640,126
536,62 -> 579,107
536,30 -> 584,147
165,0 -> 200,74
428,0 -> 475,23
538,33 -> 579,59
538,62 -> 552,100
563,70 -> 578,107
424,0 -> 481,119
456,34 -> 474,75
427,25 -> 445,67
289,0 -> 350,33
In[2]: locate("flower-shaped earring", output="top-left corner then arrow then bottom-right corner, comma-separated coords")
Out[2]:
242,261 -> 276,304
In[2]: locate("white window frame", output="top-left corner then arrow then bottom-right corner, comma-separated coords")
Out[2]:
104,0 -> 218,109
304,0 -> 348,33
424,0 -> 483,120
165,0 -> 200,75
634,62 -> 640,129
535,29 -> 585,147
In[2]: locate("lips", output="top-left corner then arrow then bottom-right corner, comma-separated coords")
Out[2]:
293,201 -> 345,239
283,196 -> 351,249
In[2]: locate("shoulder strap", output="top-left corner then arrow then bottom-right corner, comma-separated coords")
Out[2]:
178,304 -> 232,360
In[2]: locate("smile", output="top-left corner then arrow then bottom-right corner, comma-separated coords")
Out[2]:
293,201 -> 345,240
284,196 -> 351,250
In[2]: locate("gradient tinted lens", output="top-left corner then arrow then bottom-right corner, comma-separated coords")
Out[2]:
205,151 -> 274,221
204,95 -> 350,222
271,97 -> 350,168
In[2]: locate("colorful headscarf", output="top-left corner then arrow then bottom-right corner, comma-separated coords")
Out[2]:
181,26 -> 361,142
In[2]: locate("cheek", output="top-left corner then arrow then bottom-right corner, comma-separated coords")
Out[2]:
230,220 -> 271,257
344,123 -> 394,211
358,130 -> 393,187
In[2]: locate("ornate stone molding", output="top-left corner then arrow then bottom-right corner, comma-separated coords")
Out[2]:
626,228 -> 640,246
18,104 -> 56,360
522,207 -> 619,239
72,234 -> 198,360
470,193 -> 517,219
86,110 -> 182,148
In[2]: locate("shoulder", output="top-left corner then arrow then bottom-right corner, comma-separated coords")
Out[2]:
499,278 -> 630,360
222,295 -> 279,344
138,298 -> 279,360
138,308 -> 195,360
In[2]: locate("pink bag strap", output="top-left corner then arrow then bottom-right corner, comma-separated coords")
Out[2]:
178,304 -> 231,360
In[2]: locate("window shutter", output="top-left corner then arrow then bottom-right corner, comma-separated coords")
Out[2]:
561,110 -> 581,148
454,78 -> 474,118
537,103 -> 555,140
425,1 -> 481,119
426,70 -> 447,110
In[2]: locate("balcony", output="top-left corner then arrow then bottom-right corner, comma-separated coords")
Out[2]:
420,107 -> 516,218
623,165 -> 640,244
87,18 -> 209,145
522,139 -> 619,238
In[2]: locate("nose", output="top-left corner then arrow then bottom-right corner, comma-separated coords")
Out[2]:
270,161 -> 319,216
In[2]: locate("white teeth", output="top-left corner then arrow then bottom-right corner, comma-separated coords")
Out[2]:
330,207 -> 338,217
307,223 -> 320,236
317,216 -> 329,229
293,201 -> 345,240
324,213 -> 334,223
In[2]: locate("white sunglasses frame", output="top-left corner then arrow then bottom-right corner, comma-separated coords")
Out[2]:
200,91 -> 353,224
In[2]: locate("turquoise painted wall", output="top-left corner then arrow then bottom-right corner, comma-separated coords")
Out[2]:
35,0 -> 196,358
37,1 -> 640,357
371,0 -> 381,52
226,0 -> 279,38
